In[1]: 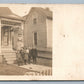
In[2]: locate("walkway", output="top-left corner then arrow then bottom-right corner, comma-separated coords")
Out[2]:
20,64 -> 51,72
19,64 -> 52,75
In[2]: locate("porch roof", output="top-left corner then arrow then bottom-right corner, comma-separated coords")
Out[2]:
0,7 -> 23,21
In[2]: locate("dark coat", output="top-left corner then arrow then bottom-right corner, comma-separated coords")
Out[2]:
31,48 -> 38,57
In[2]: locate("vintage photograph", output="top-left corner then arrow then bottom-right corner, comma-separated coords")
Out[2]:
0,4 -> 52,76
1,4 -> 84,80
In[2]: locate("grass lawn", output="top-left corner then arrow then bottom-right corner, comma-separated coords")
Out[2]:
0,63 -> 35,75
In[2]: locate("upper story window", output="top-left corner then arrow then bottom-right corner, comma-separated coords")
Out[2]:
33,18 -> 37,24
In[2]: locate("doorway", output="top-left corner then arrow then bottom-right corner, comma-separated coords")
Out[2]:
1,26 -> 11,46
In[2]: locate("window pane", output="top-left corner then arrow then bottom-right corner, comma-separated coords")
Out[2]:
33,18 -> 37,24
34,32 -> 37,45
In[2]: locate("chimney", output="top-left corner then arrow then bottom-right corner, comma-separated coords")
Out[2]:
45,7 -> 50,11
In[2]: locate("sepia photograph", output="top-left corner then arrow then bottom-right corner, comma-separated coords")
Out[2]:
0,4 -> 52,77
0,4 -> 84,81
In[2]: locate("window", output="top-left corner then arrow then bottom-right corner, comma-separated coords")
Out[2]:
34,32 -> 37,46
33,18 -> 37,24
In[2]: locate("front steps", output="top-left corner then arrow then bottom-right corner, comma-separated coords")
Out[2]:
2,50 -> 17,64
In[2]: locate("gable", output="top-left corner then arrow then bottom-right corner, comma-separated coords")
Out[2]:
23,7 -> 52,22
24,9 -> 46,24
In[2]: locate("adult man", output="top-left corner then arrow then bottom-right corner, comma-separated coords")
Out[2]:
31,46 -> 38,64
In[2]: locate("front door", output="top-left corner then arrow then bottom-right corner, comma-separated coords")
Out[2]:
1,26 -> 11,47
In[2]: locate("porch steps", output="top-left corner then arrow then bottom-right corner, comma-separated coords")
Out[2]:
2,51 -> 17,64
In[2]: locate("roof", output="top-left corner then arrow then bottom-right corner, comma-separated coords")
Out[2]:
0,7 -> 23,21
23,7 -> 52,20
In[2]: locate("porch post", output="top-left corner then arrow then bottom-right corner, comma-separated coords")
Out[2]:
0,18 -> 3,63
10,27 -> 14,50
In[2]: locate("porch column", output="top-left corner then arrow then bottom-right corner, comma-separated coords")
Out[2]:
0,19 -> 2,63
10,27 -> 14,50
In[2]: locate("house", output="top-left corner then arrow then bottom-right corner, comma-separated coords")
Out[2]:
23,7 -> 52,51
0,7 -> 24,64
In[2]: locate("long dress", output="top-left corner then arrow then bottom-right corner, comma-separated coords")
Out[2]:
24,49 -> 29,64
16,51 -> 23,65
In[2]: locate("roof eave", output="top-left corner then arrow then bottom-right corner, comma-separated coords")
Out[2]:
0,15 -> 24,21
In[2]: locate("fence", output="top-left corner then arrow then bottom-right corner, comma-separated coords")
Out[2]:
24,68 -> 52,76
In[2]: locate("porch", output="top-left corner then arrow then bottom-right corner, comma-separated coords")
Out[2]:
0,18 -> 23,64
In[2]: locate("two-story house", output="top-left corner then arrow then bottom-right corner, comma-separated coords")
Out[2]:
23,7 -> 52,51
